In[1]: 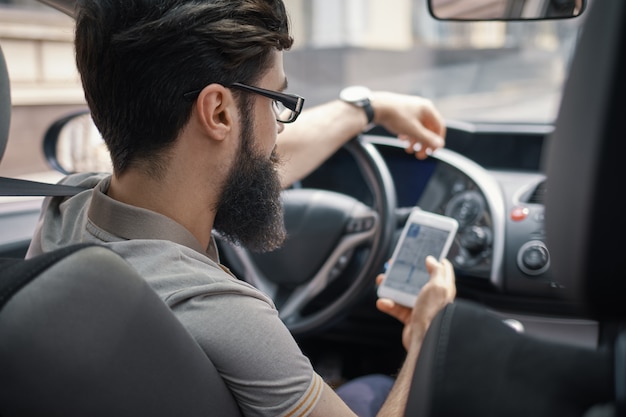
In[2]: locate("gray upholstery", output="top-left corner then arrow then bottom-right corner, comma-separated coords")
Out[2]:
0,244 -> 241,416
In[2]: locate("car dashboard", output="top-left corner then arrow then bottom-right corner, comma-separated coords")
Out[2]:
298,120 -> 598,349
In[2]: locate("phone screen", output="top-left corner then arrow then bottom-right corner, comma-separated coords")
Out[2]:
384,223 -> 451,294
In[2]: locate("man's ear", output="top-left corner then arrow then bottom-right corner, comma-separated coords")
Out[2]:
195,84 -> 235,141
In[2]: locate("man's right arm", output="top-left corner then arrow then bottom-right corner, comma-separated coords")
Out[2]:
374,256 -> 456,416
308,256 -> 456,417
309,385 -> 359,417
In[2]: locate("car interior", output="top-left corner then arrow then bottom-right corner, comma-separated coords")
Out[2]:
0,0 -> 625,416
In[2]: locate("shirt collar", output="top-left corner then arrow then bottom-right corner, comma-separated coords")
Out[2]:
87,176 -> 219,262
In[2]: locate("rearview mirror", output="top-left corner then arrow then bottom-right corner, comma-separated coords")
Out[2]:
43,110 -> 112,175
428,0 -> 585,21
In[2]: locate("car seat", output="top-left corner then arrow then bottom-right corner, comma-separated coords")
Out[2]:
405,1 -> 626,416
0,44 -> 242,416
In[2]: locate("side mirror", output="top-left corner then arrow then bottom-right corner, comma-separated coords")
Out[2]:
43,110 -> 112,175
428,0 -> 586,21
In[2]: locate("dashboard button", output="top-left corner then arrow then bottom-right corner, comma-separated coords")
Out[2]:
517,240 -> 550,276
511,206 -> 529,221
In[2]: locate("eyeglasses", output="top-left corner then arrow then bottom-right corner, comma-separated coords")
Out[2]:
183,82 -> 305,123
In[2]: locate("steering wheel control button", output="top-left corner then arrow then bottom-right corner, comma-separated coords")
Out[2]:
346,215 -> 376,234
328,250 -> 354,281
511,206 -> 530,222
517,240 -> 550,276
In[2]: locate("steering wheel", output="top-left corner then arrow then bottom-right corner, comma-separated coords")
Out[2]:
217,136 -> 397,337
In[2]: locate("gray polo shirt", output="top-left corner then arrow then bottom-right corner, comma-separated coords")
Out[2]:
27,172 -> 323,417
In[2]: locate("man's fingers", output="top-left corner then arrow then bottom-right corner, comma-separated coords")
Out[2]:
375,273 -> 385,286
376,298 -> 411,324
400,126 -> 444,160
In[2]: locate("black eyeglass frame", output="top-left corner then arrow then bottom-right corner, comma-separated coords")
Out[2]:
183,82 -> 305,123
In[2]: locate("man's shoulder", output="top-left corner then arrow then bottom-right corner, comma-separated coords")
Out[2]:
119,240 -> 275,305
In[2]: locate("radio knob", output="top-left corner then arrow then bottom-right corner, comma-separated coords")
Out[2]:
517,240 -> 550,276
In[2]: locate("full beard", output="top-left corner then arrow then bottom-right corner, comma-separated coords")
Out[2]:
213,117 -> 286,253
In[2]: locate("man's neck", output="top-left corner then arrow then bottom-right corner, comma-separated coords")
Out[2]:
108,170 -> 218,250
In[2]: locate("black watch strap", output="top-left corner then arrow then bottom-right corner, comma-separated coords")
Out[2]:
361,99 -> 375,124
340,86 -> 375,126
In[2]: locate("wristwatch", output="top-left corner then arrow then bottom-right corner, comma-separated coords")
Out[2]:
339,85 -> 376,130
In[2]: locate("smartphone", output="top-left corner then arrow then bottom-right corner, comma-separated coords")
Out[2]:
377,208 -> 458,307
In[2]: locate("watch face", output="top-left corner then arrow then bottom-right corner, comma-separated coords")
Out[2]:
340,85 -> 371,102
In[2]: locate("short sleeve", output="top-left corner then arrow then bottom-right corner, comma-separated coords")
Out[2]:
172,290 -> 322,417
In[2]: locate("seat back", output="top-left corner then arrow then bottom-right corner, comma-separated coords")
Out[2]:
406,300 -> 614,417
0,42 -> 241,416
0,244 -> 241,416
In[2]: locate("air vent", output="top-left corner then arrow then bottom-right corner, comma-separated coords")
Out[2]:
526,181 -> 546,204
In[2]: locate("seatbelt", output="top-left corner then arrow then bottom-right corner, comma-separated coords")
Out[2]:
0,177 -> 85,197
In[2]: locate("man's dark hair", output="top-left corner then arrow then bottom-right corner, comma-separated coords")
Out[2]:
74,0 -> 293,176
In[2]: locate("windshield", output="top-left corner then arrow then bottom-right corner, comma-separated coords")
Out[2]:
0,0 -> 587,185
283,0 -> 586,124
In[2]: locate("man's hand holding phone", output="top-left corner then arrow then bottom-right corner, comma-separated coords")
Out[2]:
376,209 -> 458,350
377,209 -> 458,307
376,256 -> 456,351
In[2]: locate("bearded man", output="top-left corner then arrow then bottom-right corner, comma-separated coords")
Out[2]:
27,0 -> 455,416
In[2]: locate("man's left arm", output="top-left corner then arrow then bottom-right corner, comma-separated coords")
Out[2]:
276,91 -> 447,188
